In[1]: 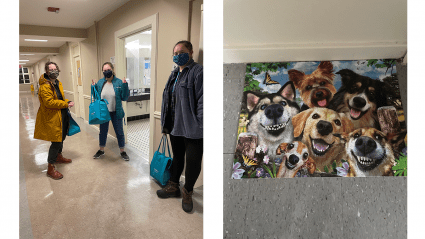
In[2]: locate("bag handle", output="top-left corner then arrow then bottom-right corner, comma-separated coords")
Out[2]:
164,135 -> 171,157
91,85 -> 101,102
157,135 -> 164,152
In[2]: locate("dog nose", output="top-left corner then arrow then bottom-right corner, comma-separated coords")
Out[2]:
316,120 -> 333,136
288,154 -> 299,165
315,91 -> 323,98
265,104 -> 284,119
355,136 -> 377,155
353,97 -> 366,108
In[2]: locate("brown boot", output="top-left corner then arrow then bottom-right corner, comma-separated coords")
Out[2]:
56,153 -> 72,164
182,187 -> 193,213
47,163 -> 63,180
156,181 -> 181,198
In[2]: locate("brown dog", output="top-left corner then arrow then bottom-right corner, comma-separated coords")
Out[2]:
292,108 -> 353,171
275,141 -> 316,178
342,128 -> 406,177
288,61 -> 337,110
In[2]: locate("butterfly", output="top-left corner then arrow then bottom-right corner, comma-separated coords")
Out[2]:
242,155 -> 258,167
263,72 -> 279,85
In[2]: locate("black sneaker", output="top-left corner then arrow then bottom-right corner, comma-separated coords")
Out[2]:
120,151 -> 130,161
93,150 -> 104,159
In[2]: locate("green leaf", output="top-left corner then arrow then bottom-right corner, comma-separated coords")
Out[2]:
375,64 -> 386,68
262,165 -> 274,178
234,158 -> 238,163
367,59 -> 378,67
250,172 -> 257,178
242,175 -> 248,178
332,161 -> 337,170
272,161 -> 276,178
252,70 -> 261,75
324,166 -> 329,173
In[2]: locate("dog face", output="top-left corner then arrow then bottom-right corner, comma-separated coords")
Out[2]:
288,61 -> 337,108
344,128 -> 406,177
275,141 -> 316,177
245,82 -> 300,145
292,108 -> 353,170
328,69 -> 389,129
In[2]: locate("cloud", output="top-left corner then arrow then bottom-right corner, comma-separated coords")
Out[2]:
264,84 -> 282,93
291,62 -> 319,73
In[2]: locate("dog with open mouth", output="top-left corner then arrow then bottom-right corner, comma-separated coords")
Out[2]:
327,69 -> 390,130
292,107 -> 353,171
275,141 -> 316,178
288,61 -> 337,111
245,81 -> 300,160
341,127 -> 406,177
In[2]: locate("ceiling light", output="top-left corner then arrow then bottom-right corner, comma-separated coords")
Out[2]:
20,63 -> 27,65
25,39 -> 48,42
20,60 -> 29,62
21,54 -> 35,56
141,30 -> 152,35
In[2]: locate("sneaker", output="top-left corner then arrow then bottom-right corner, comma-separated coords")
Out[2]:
182,187 -> 194,213
157,181 -> 181,198
93,150 -> 105,159
120,151 -> 130,161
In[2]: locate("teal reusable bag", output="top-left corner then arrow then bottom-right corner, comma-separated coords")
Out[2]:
67,110 -> 80,136
89,85 -> 111,124
150,135 -> 173,186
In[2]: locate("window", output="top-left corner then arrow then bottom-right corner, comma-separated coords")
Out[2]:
19,67 -> 30,84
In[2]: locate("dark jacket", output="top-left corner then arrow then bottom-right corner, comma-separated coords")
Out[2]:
161,60 -> 203,139
94,76 -> 129,119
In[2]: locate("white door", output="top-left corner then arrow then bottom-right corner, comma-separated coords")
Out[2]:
74,56 -> 85,119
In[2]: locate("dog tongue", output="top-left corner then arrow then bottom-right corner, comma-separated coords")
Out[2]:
314,142 -> 328,151
318,99 -> 327,107
350,108 -> 361,118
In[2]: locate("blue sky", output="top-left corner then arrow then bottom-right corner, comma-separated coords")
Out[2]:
251,60 -> 397,94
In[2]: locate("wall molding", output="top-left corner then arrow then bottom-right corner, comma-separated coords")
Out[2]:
83,95 -> 91,100
63,90 -> 74,95
224,41 -> 407,63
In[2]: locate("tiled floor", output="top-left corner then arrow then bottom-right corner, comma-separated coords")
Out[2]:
127,118 -> 150,157
19,92 -> 203,239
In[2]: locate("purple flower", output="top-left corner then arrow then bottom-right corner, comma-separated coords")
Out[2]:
232,162 -> 245,179
256,168 -> 265,177
336,162 -> 349,177
263,155 -> 270,164
264,173 -> 271,178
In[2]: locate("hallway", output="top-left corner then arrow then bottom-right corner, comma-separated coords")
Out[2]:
19,92 -> 203,239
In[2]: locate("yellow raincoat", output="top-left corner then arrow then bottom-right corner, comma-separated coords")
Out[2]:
34,74 -> 69,142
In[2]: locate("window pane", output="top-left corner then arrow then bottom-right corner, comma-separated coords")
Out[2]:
24,75 -> 29,79
19,75 -> 23,80
23,68 -> 28,73
19,68 -> 22,74
19,79 -> 24,84
25,79 -> 30,84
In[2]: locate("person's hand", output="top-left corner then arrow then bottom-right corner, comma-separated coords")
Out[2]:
68,102 -> 74,108
92,79 -> 96,85
122,77 -> 127,84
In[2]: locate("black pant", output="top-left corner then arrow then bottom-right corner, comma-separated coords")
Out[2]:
169,135 -> 203,192
48,110 -> 68,164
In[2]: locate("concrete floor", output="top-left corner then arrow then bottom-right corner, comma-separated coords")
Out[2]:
19,92 -> 203,239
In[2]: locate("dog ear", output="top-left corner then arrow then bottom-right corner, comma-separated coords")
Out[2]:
245,92 -> 260,112
387,130 -> 407,153
317,61 -> 334,79
336,69 -> 358,86
287,69 -> 305,89
276,143 -> 288,155
339,113 -> 354,133
292,108 -> 313,138
277,81 -> 296,101
306,157 -> 316,175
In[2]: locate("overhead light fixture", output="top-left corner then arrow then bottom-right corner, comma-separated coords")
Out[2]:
19,60 -> 29,62
21,54 -> 35,56
20,63 -> 27,65
141,30 -> 152,35
25,39 -> 48,42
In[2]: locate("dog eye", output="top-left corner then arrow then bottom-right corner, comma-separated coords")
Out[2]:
320,81 -> 326,86
306,85 -> 312,90
354,133 -> 360,138
303,153 -> 308,159
375,134 -> 382,140
287,144 -> 294,150
281,101 -> 287,106
260,105 -> 266,110
312,113 -> 320,119
334,119 -> 341,126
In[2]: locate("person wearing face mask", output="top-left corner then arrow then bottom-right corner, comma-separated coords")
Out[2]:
34,61 -> 74,180
92,62 -> 130,160
156,40 -> 203,213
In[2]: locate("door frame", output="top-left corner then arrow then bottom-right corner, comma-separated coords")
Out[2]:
69,42 -> 85,119
114,13 -> 158,158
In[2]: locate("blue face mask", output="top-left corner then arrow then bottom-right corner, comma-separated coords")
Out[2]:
173,53 -> 190,66
103,70 -> 113,78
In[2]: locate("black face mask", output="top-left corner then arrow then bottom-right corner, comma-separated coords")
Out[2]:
48,70 -> 59,79
103,70 -> 113,78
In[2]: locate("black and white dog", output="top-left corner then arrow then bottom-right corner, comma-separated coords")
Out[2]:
244,82 -> 300,160
327,69 -> 390,130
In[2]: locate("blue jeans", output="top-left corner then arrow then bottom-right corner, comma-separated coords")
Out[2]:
99,111 -> 125,149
